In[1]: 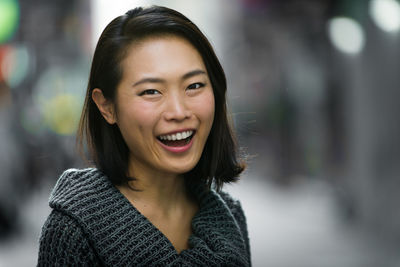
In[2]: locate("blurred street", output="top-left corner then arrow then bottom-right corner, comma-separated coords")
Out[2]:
227,173 -> 400,267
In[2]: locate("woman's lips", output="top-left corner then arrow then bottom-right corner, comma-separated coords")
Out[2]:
157,133 -> 195,153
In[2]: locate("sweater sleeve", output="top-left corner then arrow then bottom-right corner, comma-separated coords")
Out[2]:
219,191 -> 251,264
37,210 -> 101,266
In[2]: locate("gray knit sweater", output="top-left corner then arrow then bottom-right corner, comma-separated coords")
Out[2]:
37,168 -> 251,266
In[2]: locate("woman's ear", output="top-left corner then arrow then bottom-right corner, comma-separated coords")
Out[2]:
92,88 -> 116,124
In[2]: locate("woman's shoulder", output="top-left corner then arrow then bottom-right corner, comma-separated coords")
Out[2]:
55,167 -> 101,185
39,209 -> 88,247
211,189 -> 248,234
48,167 -> 121,232
217,190 -> 245,215
38,210 -> 100,265
50,167 -> 110,207
217,190 -> 250,254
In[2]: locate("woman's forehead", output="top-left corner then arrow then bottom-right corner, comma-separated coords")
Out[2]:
120,36 -> 207,81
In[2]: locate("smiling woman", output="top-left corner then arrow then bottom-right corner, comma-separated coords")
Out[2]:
37,6 -> 250,266
92,36 -> 215,179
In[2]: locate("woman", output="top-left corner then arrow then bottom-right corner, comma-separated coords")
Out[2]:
38,6 -> 250,266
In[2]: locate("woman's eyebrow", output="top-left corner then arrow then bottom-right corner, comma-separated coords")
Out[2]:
132,69 -> 206,87
132,77 -> 165,87
181,69 -> 206,80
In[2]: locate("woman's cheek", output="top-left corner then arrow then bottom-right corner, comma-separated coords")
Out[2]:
199,90 -> 215,120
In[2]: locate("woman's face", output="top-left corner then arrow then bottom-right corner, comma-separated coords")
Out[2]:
113,36 -> 215,178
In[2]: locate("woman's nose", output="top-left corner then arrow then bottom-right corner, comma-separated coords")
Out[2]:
163,93 -> 192,121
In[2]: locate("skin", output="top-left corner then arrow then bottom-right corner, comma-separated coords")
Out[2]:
92,36 -> 215,253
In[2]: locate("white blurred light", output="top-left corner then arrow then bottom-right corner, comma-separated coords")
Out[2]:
90,0 -> 226,61
90,0 -> 225,53
328,17 -> 365,55
91,0 -> 148,50
369,0 -> 400,32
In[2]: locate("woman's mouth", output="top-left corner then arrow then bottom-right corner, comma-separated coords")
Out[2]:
157,130 -> 195,147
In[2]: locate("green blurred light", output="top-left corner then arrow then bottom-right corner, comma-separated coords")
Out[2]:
0,0 -> 19,43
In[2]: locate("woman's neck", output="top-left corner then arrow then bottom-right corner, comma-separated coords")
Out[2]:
117,168 -> 190,217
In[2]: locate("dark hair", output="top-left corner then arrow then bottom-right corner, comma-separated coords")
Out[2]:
77,5 -> 245,191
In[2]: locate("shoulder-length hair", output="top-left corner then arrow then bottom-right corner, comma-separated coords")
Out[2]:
77,5 -> 245,191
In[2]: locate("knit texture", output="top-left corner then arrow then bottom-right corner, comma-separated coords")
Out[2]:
37,168 -> 251,266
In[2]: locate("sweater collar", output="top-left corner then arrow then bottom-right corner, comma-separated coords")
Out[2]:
49,168 -> 249,266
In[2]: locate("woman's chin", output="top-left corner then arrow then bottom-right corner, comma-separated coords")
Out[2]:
161,159 -> 198,176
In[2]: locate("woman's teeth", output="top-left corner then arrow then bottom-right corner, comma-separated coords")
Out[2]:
159,130 -> 193,141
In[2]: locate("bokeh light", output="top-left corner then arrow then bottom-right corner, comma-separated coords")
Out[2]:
91,0 -> 148,49
0,45 -> 11,82
42,93 -> 82,135
32,66 -> 86,136
0,0 -> 19,43
369,0 -> 400,32
0,44 -> 32,88
328,17 -> 365,55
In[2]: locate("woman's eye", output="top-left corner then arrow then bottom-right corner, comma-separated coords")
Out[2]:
187,83 -> 204,90
139,89 -> 161,96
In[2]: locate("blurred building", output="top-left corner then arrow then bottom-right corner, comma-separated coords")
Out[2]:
0,0 -> 91,236
0,0 -> 399,266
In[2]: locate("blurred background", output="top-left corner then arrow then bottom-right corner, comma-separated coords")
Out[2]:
0,0 -> 399,266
